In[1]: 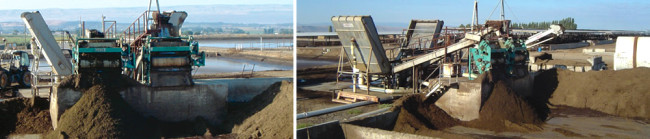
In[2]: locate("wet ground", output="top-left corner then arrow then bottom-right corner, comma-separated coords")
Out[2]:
443,106 -> 649,138
296,59 -> 337,69
199,39 -> 293,48
195,57 -> 292,74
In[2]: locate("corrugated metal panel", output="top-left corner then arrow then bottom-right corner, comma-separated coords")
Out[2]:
614,36 -> 650,70
405,20 -> 444,49
331,16 -> 391,74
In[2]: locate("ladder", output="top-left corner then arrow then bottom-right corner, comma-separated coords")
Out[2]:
425,81 -> 443,98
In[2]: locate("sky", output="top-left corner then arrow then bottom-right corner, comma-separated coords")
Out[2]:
0,0 -> 293,24
298,0 -> 650,31
0,0 -> 293,10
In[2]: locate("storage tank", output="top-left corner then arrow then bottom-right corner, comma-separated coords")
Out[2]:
614,36 -> 650,70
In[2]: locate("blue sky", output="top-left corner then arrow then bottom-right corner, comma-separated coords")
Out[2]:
0,0 -> 293,24
298,0 -> 650,31
0,0 -> 293,9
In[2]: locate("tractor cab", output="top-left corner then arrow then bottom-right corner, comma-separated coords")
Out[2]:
0,50 -> 32,89
12,51 -> 30,70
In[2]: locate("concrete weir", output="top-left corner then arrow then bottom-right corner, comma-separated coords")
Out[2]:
298,109 -> 446,139
49,77 -> 290,129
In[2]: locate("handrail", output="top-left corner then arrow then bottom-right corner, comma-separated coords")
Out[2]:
104,22 -> 117,38
121,10 -> 158,56
423,62 -> 442,83
122,10 -> 157,46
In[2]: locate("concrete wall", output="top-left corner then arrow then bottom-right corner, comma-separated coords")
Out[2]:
120,83 -> 228,125
49,88 -> 82,129
196,77 -> 292,102
296,120 -> 344,139
50,83 -> 228,129
435,82 -> 483,121
339,109 -> 471,139
341,124 -> 434,139
50,77 -> 291,129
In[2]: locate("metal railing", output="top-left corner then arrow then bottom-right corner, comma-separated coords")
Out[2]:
241,64 -> 255,78
103,21 -> 117,38
122,10 -> 157,47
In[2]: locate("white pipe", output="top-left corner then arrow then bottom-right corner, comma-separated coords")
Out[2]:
356,84 -> 409,94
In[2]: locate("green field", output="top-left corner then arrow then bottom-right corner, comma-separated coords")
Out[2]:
1,34 -> 74,46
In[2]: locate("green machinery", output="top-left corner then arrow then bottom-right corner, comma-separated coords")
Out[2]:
123,10 -> 205,87
136,35 -> 205,87
469,38 -> 529,80
72,30 -> 125,74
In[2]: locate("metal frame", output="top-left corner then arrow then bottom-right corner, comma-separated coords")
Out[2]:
137,36 -> 205,85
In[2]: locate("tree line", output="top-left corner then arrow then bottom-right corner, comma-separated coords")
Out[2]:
459,17 -> 578,30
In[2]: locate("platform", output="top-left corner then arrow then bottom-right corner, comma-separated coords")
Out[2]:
332,89 -> 403,104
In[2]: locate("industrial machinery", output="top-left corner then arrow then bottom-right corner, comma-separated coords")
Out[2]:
24,3 -> 205,88
469,23 -> 564,78
22,11 -> 74,78
73,29 -> 125,74
122,3 -> 205,87
330,15 -> 564,120
0,50 -> 32,89
434,21 -> 564,121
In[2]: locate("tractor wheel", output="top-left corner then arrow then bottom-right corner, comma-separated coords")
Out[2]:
19,71 -> 31,88
0,70 -> 8,89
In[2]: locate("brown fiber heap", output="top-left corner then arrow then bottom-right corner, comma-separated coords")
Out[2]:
463,81 -> 544,132
47,72 -> 154,138
230,81 -> 293,139
393,81 -> 544,135
540,68 -> 650,120
0,97 -> 51,137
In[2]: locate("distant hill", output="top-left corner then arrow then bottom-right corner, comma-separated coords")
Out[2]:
0,4 -> 292,24
0,4 -> 292,34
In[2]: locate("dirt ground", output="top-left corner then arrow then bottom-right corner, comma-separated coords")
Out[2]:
296,64 -> 345,86
0,97 -> 51,137
193,70 -> 293,79
296,80 -> 389,128
297,46 -> 341,61
386,67 -> 650,137
49,72 -> 155,138
3,72 -> 294,138
295,62 -> 382,128
225,81 -> 294,139
540,68 -> 650,120
530,42 -> 616,67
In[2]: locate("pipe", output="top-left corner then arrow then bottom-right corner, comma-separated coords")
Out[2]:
351,107 -> 390,119
296,101 -> 373,119
298,107 -> 391,130
356,84 -> 409,94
